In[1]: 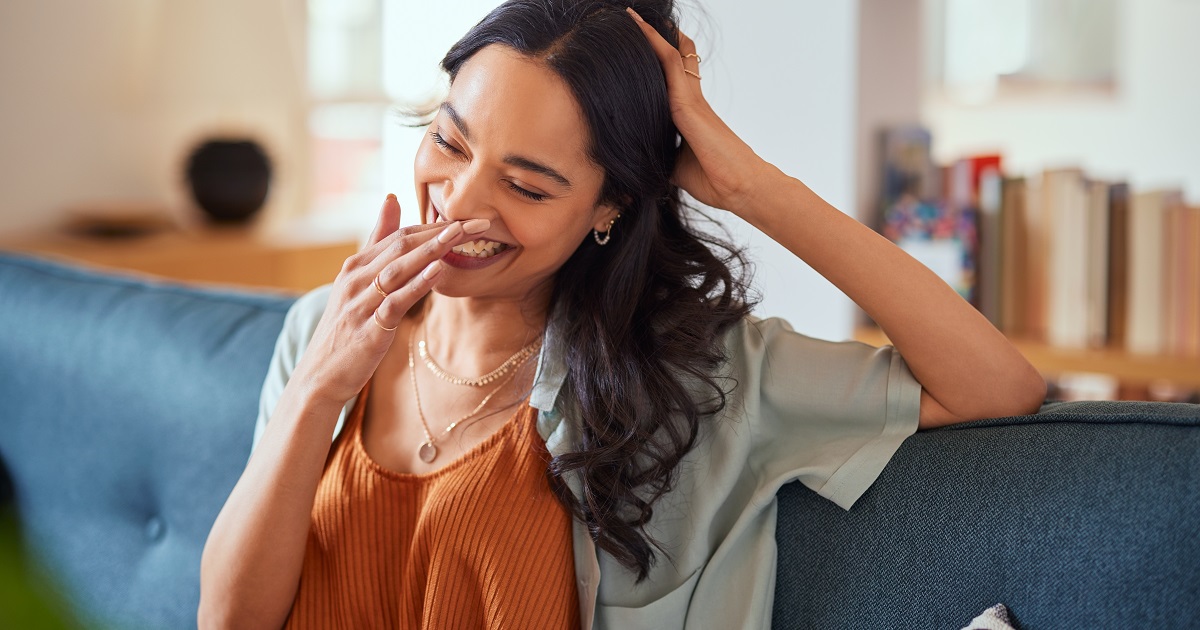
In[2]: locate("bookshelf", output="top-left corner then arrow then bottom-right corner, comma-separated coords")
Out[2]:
854,325 -> 1200,392
868,125 -> 1200,401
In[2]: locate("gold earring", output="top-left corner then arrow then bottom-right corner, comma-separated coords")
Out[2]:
593,213 -> 621,246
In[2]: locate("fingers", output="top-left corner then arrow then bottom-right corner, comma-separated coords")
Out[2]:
368,217 -> 489,265
678,32 -> 701,77
373,259 -> 443,332
367,218 -> 491,331
336,193 -> 496,333
625,8 -> 701,95
355,219 -> 456,268
364,194 -> 402,251
372,218 -> 487,293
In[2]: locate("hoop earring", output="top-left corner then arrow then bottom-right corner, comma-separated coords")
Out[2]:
593,212 -> 621,246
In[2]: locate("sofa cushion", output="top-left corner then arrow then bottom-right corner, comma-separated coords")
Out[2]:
773,400 -> 1200,629
0,253 -> 297,629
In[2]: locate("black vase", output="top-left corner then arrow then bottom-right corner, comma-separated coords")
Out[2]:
185,139 -> 272,224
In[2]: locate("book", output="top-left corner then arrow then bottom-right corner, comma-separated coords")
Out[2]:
1085,179 -> 1112,348
1042,168 -> 1091,349
876,126 -> 936,231
1105,183 -> 1130,350
1165,204 -> 1200,358
977,168 -> 1004,326
881,191 -> 985,305
1023,175 -> 1048,343
1180,207 -> 1200,357
1126,190 -> 1184,355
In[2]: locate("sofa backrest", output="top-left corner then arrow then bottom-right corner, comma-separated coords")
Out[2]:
0,253 -> 297,629
773,401 -> 1200,629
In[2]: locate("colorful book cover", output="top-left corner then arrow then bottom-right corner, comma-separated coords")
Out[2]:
881,195 -> 978,304
875,125 -> 936,231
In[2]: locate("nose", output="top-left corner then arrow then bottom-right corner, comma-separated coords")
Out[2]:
438,167 -> 498,223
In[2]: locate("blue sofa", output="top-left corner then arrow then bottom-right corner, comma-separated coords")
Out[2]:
1,252 -> 1198,629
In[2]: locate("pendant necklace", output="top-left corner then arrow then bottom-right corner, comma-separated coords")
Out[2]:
407,327 -> 534,463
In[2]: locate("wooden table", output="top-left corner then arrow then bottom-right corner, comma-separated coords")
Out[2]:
1,225 -> 359,294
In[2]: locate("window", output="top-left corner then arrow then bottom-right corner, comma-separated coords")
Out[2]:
927,0 -> 1118,104
305,0 -> 500,230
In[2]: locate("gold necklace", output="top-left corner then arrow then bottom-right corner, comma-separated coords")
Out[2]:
418,328 -> 542,387
407,327 -> 532,463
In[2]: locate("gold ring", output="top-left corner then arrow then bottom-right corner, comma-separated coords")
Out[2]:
683,68 -> 702,80
682,53 -> 701,63
373,309 -> 398,331
373,274 -> 389,298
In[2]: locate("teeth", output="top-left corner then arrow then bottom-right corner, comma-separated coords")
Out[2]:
451,239 -> 509,258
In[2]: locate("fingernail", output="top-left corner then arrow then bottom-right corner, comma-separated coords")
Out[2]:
437,222 -> 463,243
386,193 -> 396,200
422,261 -> 442,280
462,219 -> 491,234
626,7 -> 644,21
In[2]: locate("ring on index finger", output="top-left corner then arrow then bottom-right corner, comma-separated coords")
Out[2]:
373,274 -> 390,298
682,53 -> 701,63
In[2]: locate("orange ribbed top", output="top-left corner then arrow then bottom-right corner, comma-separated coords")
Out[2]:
284,379 -> 580,629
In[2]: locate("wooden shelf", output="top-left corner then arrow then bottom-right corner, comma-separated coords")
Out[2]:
854,326 -> 1200,390
1,225 -> 358,293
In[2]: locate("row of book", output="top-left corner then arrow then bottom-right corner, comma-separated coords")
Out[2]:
871,125 -> 1200,360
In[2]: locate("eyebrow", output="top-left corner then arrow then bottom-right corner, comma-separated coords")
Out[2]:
441,102 -> 574,190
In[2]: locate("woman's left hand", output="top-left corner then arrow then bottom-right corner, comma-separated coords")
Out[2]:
626,8 -> 771,215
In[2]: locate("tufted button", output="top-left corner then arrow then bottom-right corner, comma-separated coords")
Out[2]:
144,516 -> 166,542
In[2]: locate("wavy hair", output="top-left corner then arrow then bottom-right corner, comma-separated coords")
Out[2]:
439,0 -> 755,581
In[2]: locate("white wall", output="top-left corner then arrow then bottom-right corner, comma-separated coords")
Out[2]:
382,0 -> 506,232
856,0 -> 923,231
0,0 -> 307,237
683,0 -> 863,340
923,0 -> 1200,201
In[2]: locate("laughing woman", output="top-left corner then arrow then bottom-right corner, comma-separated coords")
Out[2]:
199,1 -> 1046,628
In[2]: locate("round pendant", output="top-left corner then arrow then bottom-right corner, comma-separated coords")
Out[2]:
418,441 -> 438,463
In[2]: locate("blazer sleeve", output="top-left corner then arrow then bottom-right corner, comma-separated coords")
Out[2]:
249,284 -> 356,459
733,316 -> 923,510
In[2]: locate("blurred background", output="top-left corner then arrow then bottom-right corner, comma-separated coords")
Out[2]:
0,0 -> 1196,403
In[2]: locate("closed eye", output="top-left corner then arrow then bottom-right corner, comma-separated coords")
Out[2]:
504,181 -> 547,202
429,129 -> 461,155
431,129 -> 548,202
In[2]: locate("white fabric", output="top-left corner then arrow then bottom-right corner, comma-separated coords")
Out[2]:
960,603 -> 1020,630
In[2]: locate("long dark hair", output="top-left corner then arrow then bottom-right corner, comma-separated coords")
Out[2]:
441,0 -> 755,581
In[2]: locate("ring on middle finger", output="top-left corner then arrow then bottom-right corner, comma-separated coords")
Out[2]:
373,274 -> 390,298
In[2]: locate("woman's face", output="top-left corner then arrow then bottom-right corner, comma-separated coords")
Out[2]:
414,44 -> 620,302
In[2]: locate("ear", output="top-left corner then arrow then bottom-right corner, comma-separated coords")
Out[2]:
591,202 -> 624,233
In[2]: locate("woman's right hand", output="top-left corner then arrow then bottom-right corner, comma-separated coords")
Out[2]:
292,194 -> 489,406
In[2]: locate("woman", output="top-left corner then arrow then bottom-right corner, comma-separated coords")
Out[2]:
199,1 -> 1046,628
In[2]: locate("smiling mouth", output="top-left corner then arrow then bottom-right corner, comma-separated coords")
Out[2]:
451,239 -> 512,258
429,205 -> 514,259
